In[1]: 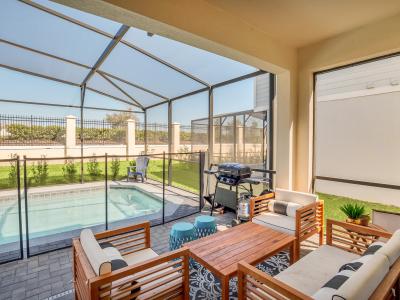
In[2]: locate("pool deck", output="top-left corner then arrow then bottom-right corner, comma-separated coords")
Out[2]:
0,209 -> 320,300
0,179 -> 201,257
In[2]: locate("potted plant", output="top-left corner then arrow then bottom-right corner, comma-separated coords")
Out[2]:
340,203 -> 369,225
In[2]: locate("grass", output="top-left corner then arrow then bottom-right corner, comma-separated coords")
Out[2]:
0,160 -> 399,225
319,192 -> 400,226
0,158 -> 200,193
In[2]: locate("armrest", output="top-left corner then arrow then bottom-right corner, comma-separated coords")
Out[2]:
326,219 -> 392,255
295,202 -> 319,239
249,192 -> 275,219
95,221 -> 151,254
237,261 -> 313,300
89,247 -> 190,300
127,166 -> 137,172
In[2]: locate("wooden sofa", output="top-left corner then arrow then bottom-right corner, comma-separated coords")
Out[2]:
238,219 -> 400,300
249,189 -> 324,259
72,221 -> 190,300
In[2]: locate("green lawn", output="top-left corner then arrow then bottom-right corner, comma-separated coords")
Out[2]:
0,160 -> 399,225
318,192 -> 400,226
0,158 -> 199,193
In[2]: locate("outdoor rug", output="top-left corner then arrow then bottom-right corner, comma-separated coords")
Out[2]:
189,251 -> 290,299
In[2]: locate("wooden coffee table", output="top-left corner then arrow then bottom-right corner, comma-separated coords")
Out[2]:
184,222 -> 297,300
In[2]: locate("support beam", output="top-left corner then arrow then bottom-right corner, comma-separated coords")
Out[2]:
20,0 -> 210,88
0,98 -> 143,113
98,73 -> 144,109
0,38 -> 91,69
208,88 -> 214,164
170,87 -> 209,101
167,101 -> 172,186
99,71 -> 169,100
85,87 -> 140,108
81,25 -> 129,86
212,70 -> 266,89
144,110 -> 148,154
0,63 -> 80,87
80,85 -> 86,184
121,40 -> 210,87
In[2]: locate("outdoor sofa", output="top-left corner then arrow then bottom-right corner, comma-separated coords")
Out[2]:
250,188 -> 324,260
238,219 -> 400,299
72,221 -> 189,300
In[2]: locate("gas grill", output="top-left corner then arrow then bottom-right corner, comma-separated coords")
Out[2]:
217,163 -> 252,186
204,162 -> 269,215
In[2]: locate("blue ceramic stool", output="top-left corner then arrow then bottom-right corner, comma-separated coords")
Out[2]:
194,215 -> 217,238
169,222 -> 197,251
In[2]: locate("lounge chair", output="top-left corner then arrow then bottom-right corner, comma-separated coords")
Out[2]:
249,188 -> 324,260
127,156 -> 149,182
238,219 -> 400,300
72,221 -> 190,300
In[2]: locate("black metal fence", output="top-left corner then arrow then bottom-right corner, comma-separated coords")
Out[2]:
77,119 -> 126,145
145,123 -> 168,145
0,152 -> 204,260
0,157 -> 23,264
0,114 -> 66,145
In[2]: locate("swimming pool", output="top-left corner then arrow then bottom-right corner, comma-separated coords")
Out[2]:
0,186 -> 162,245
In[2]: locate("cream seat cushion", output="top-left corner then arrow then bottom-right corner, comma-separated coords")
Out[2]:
252,212 -> 296,235
275,245 -> 359,296
124,248 -> 159,266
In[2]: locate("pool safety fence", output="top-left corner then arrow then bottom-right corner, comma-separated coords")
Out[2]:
0,152 -> 205,261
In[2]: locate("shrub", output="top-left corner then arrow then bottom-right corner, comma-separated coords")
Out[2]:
87,156 -> 102,178
8,154 -> 18,187
110,158 -> 120,180
62,160 -> 77,182
6,124 -> 65,143
30,156 -> 48,185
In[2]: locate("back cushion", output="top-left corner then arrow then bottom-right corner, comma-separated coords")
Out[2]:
376,229 -> 400,266
334,253 -> 389,300
80,229 -> 111,276
268,200 -> 302,217
275,188 -> 317,206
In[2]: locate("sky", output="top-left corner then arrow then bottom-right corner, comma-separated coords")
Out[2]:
0,68 -> 255,124
0,0 -> 258,124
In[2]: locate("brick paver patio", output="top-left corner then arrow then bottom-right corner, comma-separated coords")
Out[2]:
0,211 -> 319,300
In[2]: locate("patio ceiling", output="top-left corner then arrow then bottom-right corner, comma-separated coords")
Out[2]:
0,0 -> 263,112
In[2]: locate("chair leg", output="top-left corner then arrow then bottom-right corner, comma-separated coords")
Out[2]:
295,239 -> 300,262
319,227 -> 324,245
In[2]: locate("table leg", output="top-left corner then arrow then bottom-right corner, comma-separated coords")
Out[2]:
221,276 -> 230,300
290,240 -> 297,264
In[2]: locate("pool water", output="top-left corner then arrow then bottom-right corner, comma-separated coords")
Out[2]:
0,187 -> 162,244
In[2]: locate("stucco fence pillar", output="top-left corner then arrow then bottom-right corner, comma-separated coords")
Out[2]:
126,119 -> 136,156
65,115 -> 76,157
170,122 -> 180,153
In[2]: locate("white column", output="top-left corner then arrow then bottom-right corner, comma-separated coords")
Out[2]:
126,119 -> 136,156
65,115 -> 76,157
170,122 -> 180,153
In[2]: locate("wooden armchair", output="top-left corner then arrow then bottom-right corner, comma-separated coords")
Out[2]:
73,221 -> 190,300
249,190 -> 324,260
237,219 -> 399,300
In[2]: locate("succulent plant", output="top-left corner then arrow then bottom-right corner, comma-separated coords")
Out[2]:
340,203 -> 366,220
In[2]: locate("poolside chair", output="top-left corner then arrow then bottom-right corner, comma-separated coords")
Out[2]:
249,188 -> 324,260
73,222 -> 190,300
127,156 -> 149,182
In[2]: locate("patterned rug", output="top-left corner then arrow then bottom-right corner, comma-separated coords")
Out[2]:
189,251 -> 290,299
